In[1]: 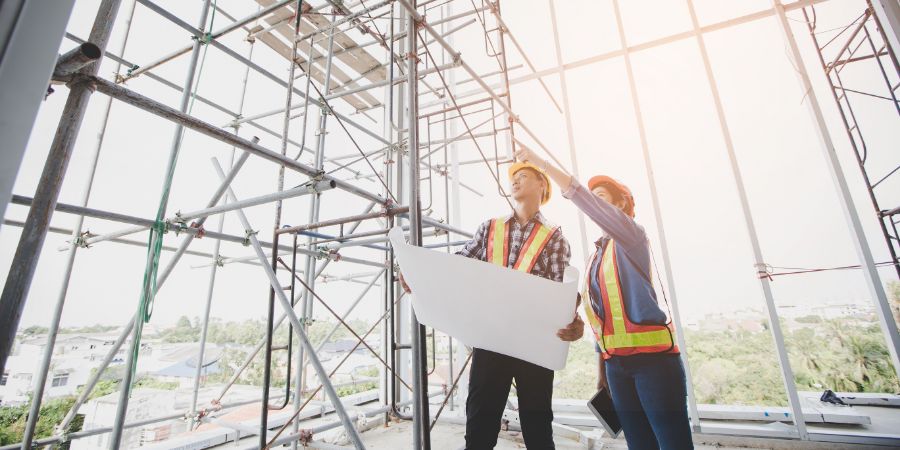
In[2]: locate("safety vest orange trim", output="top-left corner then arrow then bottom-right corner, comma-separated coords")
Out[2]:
583,240 -> 678,357
486,217 -> 558,273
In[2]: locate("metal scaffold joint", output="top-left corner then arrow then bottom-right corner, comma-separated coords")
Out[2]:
242,229 -> 258,246
299,429 -> 314,445
189,221 -> 206,238
169,216 -> 188,236
72,231 -> 94,249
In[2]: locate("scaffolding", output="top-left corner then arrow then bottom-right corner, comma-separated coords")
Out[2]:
0,0 -> 898,449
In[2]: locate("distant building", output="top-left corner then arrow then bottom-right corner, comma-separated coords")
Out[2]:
0,331 -> 126,405
153,345 -> 223,389
72,388 -> 181,450
72,385 -> 262,450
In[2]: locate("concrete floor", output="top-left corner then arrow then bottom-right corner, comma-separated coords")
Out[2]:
354,420 -> 760,450
357,420 -> 580,450
200,400 -> 900,449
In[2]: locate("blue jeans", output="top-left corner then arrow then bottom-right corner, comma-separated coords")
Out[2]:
605,353 -> 693,450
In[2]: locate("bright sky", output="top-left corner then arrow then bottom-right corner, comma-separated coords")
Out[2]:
1,0 -> 897,336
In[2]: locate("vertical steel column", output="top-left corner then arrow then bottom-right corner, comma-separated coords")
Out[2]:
108,2 -> 212,448
683,0 -> 788,431
392,4 -> 412,412
626,0 -> 808,438
292,23 -> 337,447
489,0 -> 514,159
439,0 -> 462,411
262,2 -> 304,445
773,0 -> 900,381
547,0 -> 590,262
382,4 -> 397,418
190,14 -> 259,429
0,0 -> 119,375
0,0 -> 76,231
19,2 -> 138,448
442,0 -> 467,410
406,2 -> 431,448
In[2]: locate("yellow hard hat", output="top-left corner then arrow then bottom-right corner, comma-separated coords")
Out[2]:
508,161 -> 552,204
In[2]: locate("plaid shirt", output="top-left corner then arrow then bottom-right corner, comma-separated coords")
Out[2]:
456,212 -> 571,282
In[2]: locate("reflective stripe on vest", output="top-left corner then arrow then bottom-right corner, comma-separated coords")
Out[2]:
584,240 -> 675,354
486,217 -> 557,273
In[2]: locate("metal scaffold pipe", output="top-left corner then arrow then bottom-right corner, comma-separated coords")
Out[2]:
190,11 -> 262,427
109,1 -> 213,446
404,1 -> 431,448
122,0 -> 298,81
277,207 -> 411,235
20,2 -> 137,448
211,159 -> 366,449
0,0 -> 124,381
52,42 -> 102,80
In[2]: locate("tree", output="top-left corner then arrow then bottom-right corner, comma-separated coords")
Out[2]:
162,315 -> 199,343
0,396 -> 83,447
21,326 -> 48,335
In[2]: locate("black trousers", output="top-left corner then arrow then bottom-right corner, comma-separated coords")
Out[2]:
465,348 -> 555,450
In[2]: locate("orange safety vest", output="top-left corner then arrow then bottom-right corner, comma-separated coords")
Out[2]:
486,217 -> 558,273
582,240 -> 677,358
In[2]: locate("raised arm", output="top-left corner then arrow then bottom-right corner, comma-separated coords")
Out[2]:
513,138 -> 573,191
513,138 -> 645,249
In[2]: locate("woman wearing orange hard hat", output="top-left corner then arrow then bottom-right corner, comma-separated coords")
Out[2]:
514,139 -> 693,450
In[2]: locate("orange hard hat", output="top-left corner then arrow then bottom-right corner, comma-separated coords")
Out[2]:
588,175 -> 635,217
508,161 -> 552,204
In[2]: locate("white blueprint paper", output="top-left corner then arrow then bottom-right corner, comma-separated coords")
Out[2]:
388,227 -> 579,370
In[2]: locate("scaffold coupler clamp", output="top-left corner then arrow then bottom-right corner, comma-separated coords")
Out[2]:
170,214 -> 188,236
73,230 -> 93,249
309,170 -> 327,192
190,221 -> 206,238
383,198 -> 397,214
755,262 -> 773,281
242,228 -> 258,246
229,115 -> 243,131
298,429 -> 313,445
192,32 -> 213,46
56,428 -> 71,445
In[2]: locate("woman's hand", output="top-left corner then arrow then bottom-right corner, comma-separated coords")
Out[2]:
513,138 -> 575,190
597,373 -> 609,391
513,138 -> 543,168
556,314 -> 584,342
598,358 -> 609,391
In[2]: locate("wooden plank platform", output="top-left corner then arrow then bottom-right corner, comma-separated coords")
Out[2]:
252,0 -> 384,111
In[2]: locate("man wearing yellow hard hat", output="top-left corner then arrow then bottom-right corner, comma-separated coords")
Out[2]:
402,160 -> 583,449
